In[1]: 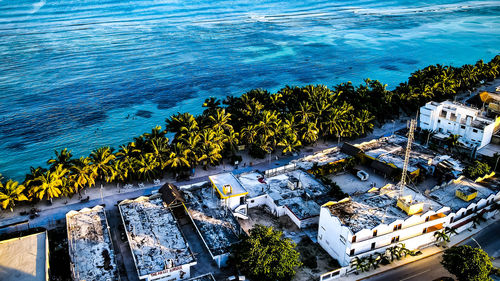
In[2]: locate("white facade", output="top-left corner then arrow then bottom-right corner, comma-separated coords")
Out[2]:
318,188 -> 500,268
318,202 -> 450,267
419,101 -> 500,148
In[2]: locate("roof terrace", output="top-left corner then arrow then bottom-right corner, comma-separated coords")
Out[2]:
429,177 -> 496,212
183,183 -> 242,256
209,173 -> 248,199
66,205 -> 118,281
119,196 -> 195,277
326,185 -> 443,233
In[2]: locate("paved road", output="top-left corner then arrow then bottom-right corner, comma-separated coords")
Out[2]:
363,220 -> 500,281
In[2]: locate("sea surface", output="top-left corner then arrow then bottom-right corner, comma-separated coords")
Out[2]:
0,0 -> 499,180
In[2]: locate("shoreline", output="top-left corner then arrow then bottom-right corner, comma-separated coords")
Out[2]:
0,55 -> 499,215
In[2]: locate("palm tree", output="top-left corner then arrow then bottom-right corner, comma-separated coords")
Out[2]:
300,122 -> 319,144
444,134 -> 461,154
69,157 -> 95,197
31,164 -> 68,202
89,147 -> 116,188
24,166 -> 47,186
202,97 -> 221,116
386,245 -> 402,262
47,148 -> 73,171
0,180 -> 28,211
135,154 -> 160,182
472,213 -> 486,228
434,227 -> 457,245
166,112 -> 199,140
165,143 -> 191,176
209,108 -> 233,133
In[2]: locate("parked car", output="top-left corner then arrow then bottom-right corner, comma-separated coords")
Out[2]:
356,169 -> 369,181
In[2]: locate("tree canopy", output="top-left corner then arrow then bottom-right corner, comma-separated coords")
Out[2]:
463,161 -> 492,179
441,245 -> 493,281
1,55 -> 500,211
229,224 -> 302,281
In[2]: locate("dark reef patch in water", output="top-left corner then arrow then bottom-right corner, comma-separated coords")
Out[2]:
6,142 -> 26,151
380,64 -> 400,71
135,110 -> 153,119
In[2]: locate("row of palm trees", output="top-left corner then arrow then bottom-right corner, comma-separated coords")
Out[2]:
395,55 -> 500,113
350,243 -> 420,273
0,55 -> 499,211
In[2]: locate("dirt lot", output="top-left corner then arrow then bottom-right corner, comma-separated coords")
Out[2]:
293,237 -> 340,281
238,207 -> 340,281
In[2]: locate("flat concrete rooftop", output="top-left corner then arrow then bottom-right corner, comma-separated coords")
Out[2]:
327,185 -> 444,233
429,178 -> 497,212
209,173 -> 248,198
291,146 -> 349,170
183,184 -> 241,256
66,205 -> 119,281
119,196 -> 195,277
0,231 -> 47,281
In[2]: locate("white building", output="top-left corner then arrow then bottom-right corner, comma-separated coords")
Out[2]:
318,186 -> 450,267
0,231 -> 49,281
428,177 -> 500,232
119,196 -> 196,281
66,205 -> 119,281
419,100 -> 500,148
237,169 -> 329,229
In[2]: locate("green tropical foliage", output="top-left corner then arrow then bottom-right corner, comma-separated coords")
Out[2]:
0,180 -> 28,211
463,161 -> 492,179
441,245 -> 493,281
1,55 -> 500,210
229,224 -> 302,281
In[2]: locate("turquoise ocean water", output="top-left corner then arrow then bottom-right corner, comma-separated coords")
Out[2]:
0,0 -> 499,180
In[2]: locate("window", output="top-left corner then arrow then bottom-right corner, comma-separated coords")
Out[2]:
425,216 -> 430,222
422,228 -> 427,234
473,129 -> 478,133
319,234 -> 322,240
250,200 -> 254,203
350,249 -> 355,256
352,236 -> 357,243
371,242 -> 376,250
450,216 -> 454,223
373,230 -> 377,237
340,236 -> 346,245
393,225 -> 398,231
391,236 -> 400,243
438,120 -> 441,123
460,125 -> 466,129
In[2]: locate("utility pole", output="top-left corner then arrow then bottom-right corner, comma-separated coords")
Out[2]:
399,119 -> 416,197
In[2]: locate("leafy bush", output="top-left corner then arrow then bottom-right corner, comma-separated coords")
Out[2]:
463,161 -> 491,179
229,225 -> 302,281
441,245 -> 493,281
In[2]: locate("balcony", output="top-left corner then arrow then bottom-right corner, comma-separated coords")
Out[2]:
350,212 -> 449,246
429,213 -> 446,221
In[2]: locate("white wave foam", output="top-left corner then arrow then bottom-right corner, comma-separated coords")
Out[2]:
352,1 -> 499,16
30,0 -> 46,14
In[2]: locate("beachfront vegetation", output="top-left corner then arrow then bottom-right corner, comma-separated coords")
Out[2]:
441,245 -> 493,281
229,224 -> 302,281
463,160 -> 492,179
0,55 -> 499,210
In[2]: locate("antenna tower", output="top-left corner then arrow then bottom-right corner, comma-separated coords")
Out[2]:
399,119 -> 416,196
